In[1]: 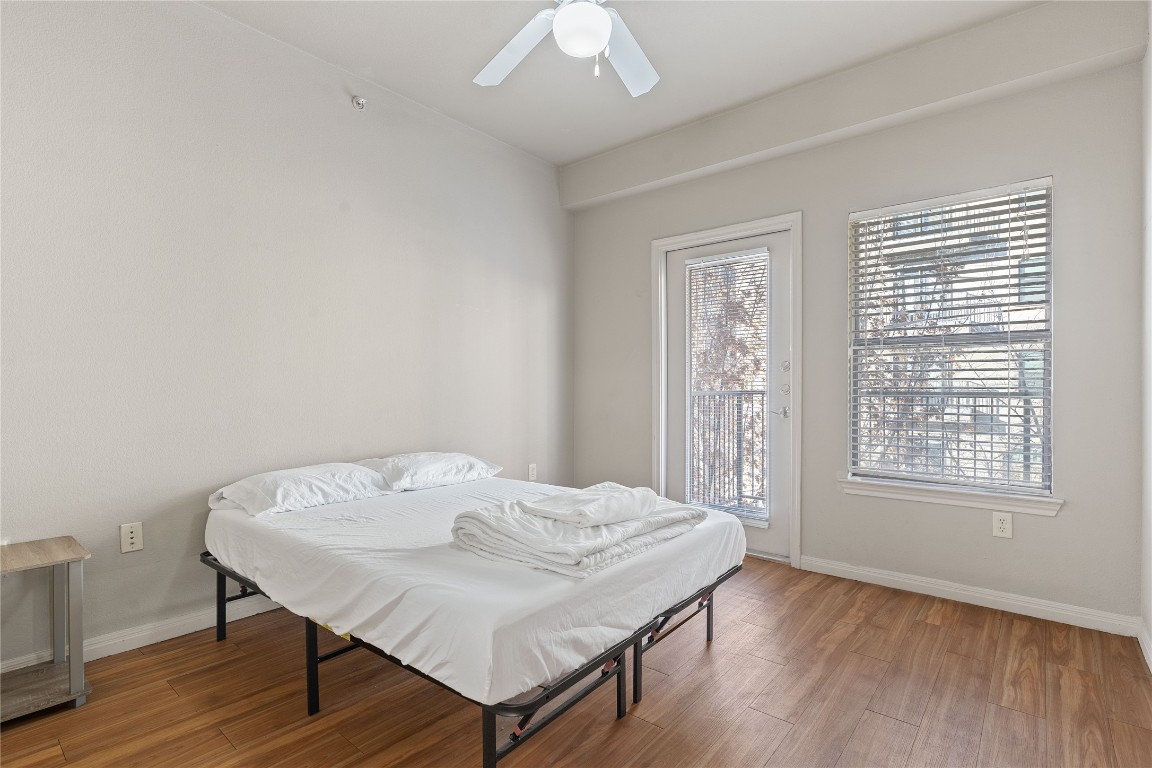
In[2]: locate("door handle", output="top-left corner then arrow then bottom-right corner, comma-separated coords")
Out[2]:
769,407 -> 790,418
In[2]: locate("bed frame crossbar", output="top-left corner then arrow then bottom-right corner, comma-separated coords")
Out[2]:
201,552 -> 265,643
630,564 -> 740,703
201,550 -> 741,767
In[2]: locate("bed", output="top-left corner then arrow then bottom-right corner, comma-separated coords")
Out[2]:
202,476 -> 746,767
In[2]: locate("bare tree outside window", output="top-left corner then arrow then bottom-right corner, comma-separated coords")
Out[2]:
687,256 -> 769,518
849,183 -> 1052,492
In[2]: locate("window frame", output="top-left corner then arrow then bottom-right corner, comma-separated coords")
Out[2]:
844,178 -> 1063,516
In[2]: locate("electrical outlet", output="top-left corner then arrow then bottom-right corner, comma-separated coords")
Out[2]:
528,464 -> 537,481
120,522 -> 143,553
992,511 -> 1012,539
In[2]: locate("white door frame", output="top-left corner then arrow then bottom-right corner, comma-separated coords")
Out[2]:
651,212 -> 803,567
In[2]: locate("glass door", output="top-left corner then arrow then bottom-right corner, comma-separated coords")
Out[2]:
666,232 -> 792,557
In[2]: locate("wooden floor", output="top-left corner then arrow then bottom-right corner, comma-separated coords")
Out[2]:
3,557 -> 1152,767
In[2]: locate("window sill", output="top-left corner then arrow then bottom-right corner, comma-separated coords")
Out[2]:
838,476 -> 1063,516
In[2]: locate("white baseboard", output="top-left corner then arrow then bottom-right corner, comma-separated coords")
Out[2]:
0,596 -> 280,674
1139,618 -> 1152,674
6,564 -> 1150,679
746,549 -> 790,565
800,555 -> 1143,637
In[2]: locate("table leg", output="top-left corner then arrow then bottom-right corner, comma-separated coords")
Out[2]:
52,563 -> 67,664
67,560 -> 85,700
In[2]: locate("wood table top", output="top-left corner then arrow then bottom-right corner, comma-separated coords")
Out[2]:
0,536 -> 91,574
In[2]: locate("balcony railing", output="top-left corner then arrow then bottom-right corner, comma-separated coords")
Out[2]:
688,390 -> 767,519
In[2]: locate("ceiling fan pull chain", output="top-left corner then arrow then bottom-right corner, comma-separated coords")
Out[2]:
594,51 -> 600,78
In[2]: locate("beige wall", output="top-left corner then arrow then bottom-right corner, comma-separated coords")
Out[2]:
0,2 -> 572,661
560,2 -> 1147,208
1143,11 -> 1152,652
573,65 -> 1143,616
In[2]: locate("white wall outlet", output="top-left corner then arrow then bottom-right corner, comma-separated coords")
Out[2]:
528,463 -> 537,481
992,511 -> 1012,539
120,522 -> 143,553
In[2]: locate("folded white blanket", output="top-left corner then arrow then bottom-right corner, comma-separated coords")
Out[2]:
451,494 -> 707,578
518,485 -> 657,527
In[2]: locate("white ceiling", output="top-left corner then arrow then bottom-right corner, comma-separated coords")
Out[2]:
204,1 -> 1037,166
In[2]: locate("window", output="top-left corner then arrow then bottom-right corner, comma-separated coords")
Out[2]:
848,179 -> 1052,495
686,253 -> 769,520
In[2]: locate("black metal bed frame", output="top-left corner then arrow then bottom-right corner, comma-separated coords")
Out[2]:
200,551 -> 740,768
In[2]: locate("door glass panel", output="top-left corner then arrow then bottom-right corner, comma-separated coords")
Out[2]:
686,254 -> 769,520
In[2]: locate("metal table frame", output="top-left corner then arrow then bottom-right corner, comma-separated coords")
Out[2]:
0,536 -> 91,722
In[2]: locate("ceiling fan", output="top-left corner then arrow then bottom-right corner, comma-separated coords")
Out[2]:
473,0 -> 659,97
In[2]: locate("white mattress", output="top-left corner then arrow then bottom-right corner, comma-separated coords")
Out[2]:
204,478 -> 746,706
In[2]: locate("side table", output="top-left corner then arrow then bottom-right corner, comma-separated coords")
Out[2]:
0,535 -> 92,721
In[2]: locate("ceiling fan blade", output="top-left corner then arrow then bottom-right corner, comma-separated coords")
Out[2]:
473,9 -> 557,87
604,8 -> 659,97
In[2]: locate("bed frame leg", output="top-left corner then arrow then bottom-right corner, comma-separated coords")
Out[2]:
615,654 -> 627,719
482,708 -> 497,768
215,571 -> 227,642
632,640 -> 643,704
706,594 -> 714,642
305,618 -> 320,715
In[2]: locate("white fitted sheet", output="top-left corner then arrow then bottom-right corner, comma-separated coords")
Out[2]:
204,478 -> 746,705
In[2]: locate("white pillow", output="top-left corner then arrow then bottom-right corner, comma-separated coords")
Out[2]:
356,452 -> 502,491
209,463 -> 391,517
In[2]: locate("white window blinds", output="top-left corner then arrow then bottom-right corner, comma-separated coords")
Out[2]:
848,179 -> 1052,493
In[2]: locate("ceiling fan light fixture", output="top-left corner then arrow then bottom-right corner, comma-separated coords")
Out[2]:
473,0 -> 657,97
552,1 -> 612,58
